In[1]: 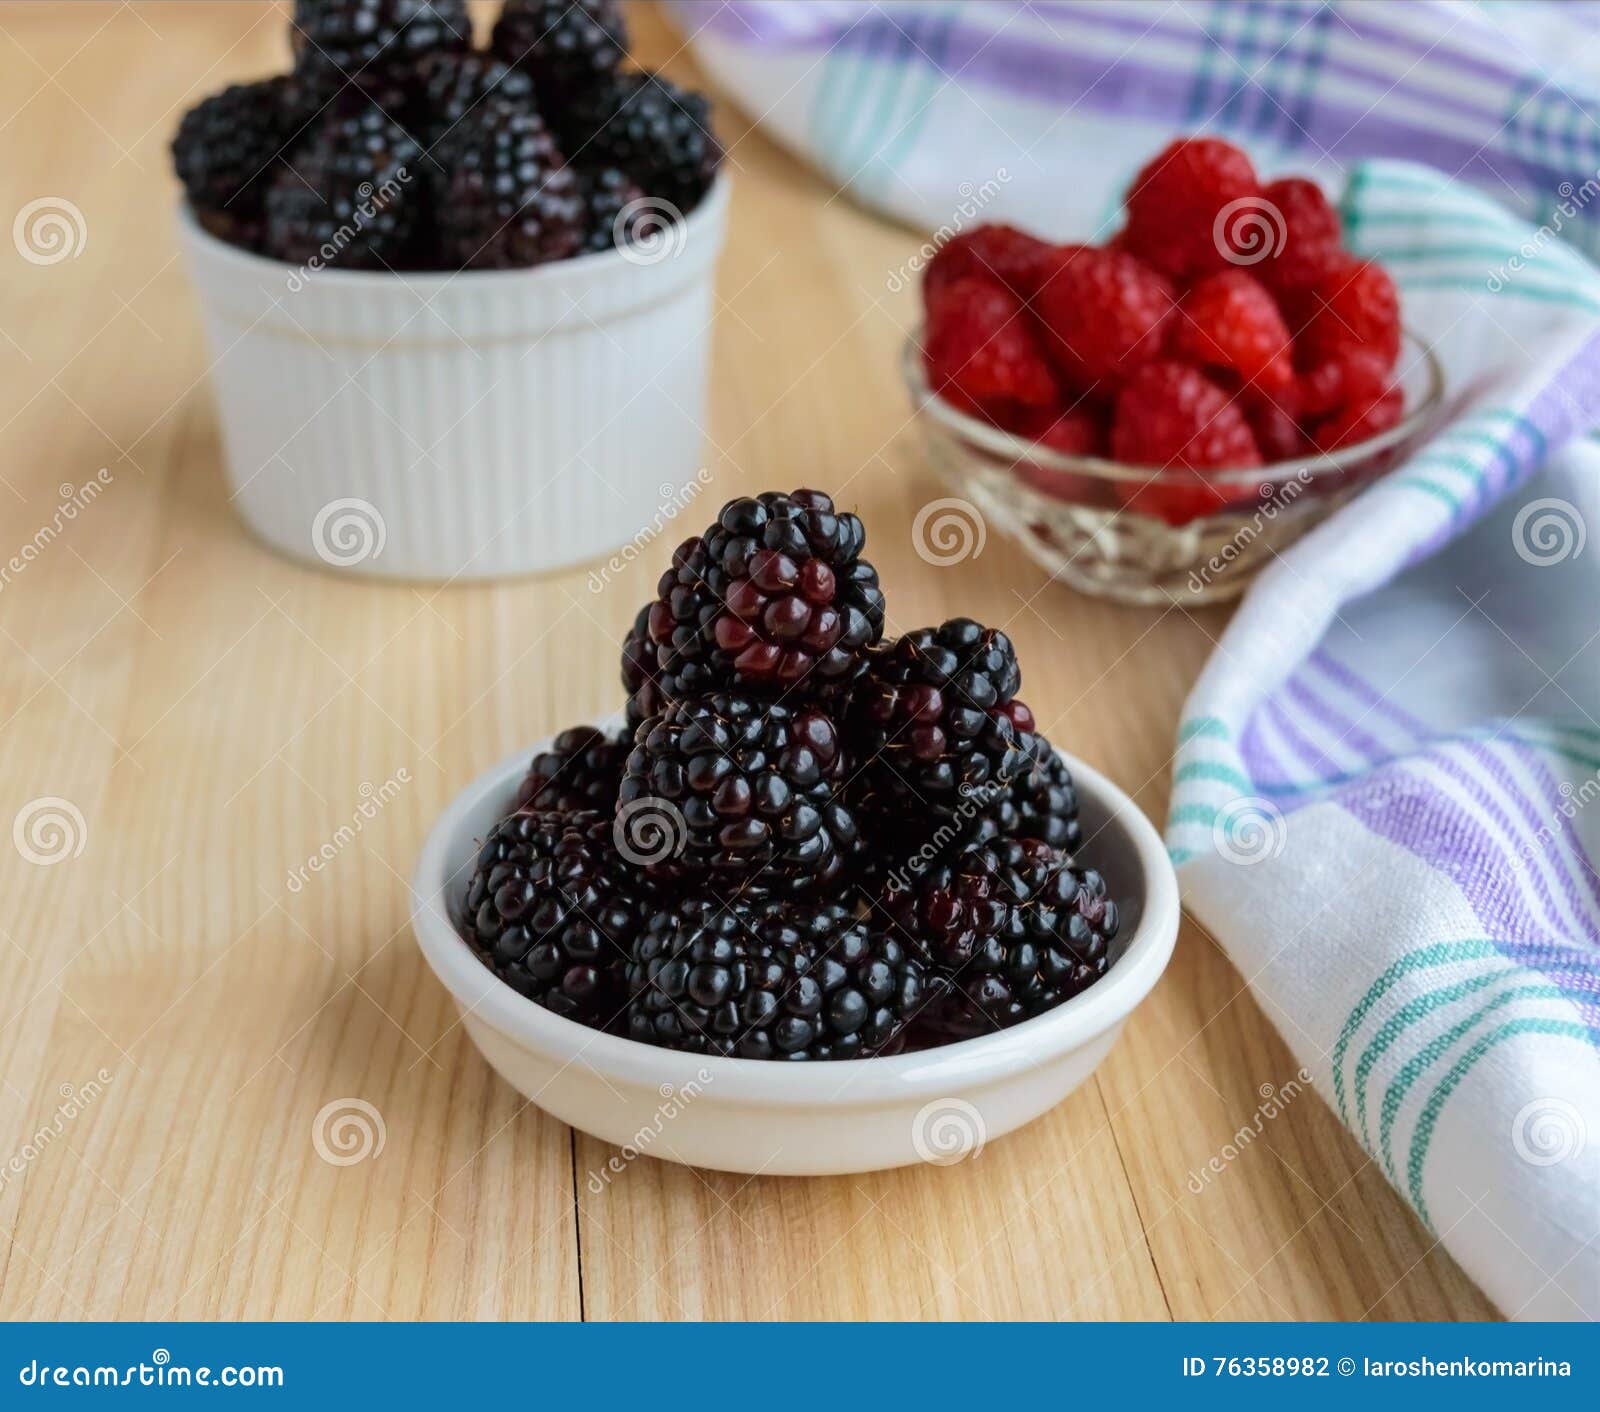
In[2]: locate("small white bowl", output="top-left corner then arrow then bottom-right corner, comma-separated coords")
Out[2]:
178,176 -> 730,582
411,739 -> 1179,1176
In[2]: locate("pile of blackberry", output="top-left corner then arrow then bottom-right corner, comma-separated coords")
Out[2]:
460,488 -> 1124,1060
171,0 -> 721,271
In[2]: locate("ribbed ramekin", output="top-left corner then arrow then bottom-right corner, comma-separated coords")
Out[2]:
177,176 -> 730,581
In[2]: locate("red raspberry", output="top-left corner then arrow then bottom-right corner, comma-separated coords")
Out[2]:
922,276 -> 1059,416
1167,270 -> 1294,397
1122,137 -> 1262,281
1298,345 -> 1391,417
1009,403 -> 1105,457
1119,474 -> 1235,527
1312,386 -> 1403,450
1033,247 -> 1173,391
1247,400 -> 1308,462
1259,176 -> 1343,295
1111,361 -> 1262,471
1298,259 -> 1401,368
923,224 -> 1059,302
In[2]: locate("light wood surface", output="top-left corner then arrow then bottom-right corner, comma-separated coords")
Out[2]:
0,2 -> 1496,1321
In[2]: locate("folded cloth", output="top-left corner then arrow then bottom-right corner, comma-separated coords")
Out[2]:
675,2 -> 1600,1318
671,0 -> 1600,256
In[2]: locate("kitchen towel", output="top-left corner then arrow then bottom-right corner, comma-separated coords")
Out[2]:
672,1 -> 1600,1318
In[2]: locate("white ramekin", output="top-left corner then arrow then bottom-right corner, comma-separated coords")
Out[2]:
410,739 -> 1179,1176
177,177 -> 730,581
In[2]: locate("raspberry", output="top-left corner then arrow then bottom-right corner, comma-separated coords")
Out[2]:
1007,404 -> 1105,457
1298,259 -> 1402,368
1118,475 -> 1233,527
1032,247 -> 1173,390
1297,345 -> 1392,416
922,225 -> 1058,302
1258,176 -> 1343,295
923,277 -> 1059,416
1312,386 -> 1403,450
1122,136 -> 1262,281
1167,270 -> 1294,397
1110,361 -> 1262,471
1247,400 -> 1308,462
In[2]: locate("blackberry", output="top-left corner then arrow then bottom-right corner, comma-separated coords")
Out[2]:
513,725 -> 629,815
626,897 -> 929,1059
621,604 -> 665,734
440,100 -> 583,269
617,693 -> 860,896
291,0 -> 471,107
460,809 -> 645,1028
648,489 -> 885,703
172,78 -> 299,250
492,0 -> 629,101
413,50 -> 537,150
560,71 -> 721,214
853,619 -> 1038,822
263,104 -> 423,268
1006,740 -> 1083,853
576,166 -> 647,255
883,838 -> 1118,1039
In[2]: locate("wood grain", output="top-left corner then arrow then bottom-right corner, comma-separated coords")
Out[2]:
0,1 -> 1495,1321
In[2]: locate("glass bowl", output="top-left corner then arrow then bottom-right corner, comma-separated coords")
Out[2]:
902,331 -> 1444,605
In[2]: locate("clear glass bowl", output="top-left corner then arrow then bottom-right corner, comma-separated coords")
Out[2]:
902,331 -> 1444,605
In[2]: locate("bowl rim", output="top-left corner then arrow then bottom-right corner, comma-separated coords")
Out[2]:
410,738 -> 1180,1105
175,169 -> 732,290
902,326 -> 1445,487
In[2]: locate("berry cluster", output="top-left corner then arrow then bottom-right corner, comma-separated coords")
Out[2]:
171,1 -> 721,271
919,136 -> 1404,524
460,489 -> 1123,1059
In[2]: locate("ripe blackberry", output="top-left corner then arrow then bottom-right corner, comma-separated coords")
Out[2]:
292,0 -> 471,107
461,809 -> 645,1028
172,78 -> 299,250
1004,740 -> 1083,853
513,726 -> 629,814
560,71 -> 721,214
648,489 -> 885,702
492,0 -> 628,101
883,837 -> 1118,1039
626,897 -> 929,1059
617,693 -> 860,896
413,49 -> 536,149
439,100 -> 583,269
621,604 -> 665,734
853,619 -> 1038,822
263,104 -> 423,268
576,166 -> 647,255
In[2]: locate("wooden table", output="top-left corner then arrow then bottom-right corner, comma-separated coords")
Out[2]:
0,2 -> 1495,1320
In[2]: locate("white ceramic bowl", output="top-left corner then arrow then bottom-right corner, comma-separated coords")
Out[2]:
410,738 -> 1179,1176
177,176 -> 730,582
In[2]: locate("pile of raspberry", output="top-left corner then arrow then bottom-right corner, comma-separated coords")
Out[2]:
459,488 -> 1123,1061
919,137 -> 1404,525
170,0 -> 721,272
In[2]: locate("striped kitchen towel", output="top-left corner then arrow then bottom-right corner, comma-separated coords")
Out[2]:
672,2 -> 1600,1318
671,0 -> 1600,256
